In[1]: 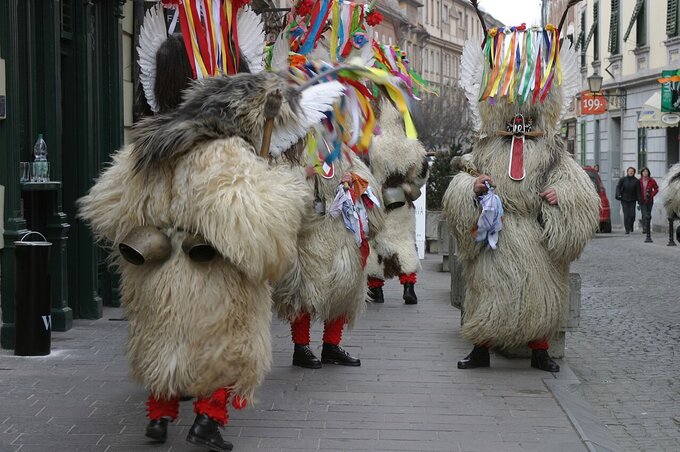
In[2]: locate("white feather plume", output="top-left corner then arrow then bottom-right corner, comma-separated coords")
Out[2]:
137,3 -> 168,113
237,6 -> 265,73
558,42 -> 581,120
269,81 -> 346,157
460,35 -> 485,132
270,32 -> 290,71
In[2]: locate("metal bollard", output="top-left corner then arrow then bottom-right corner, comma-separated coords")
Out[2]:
668,216 -> 678,247
14,231 -> 52,356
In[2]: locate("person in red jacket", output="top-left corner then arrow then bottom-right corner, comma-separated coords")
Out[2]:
639,167 -> 659,234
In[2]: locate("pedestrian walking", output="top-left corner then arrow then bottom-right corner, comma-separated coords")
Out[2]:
639,167 -> 659,234
640,167 -> 659,234
616,167 -> 642,234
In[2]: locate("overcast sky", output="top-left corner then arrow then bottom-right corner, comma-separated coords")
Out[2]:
478,0 -> 543,27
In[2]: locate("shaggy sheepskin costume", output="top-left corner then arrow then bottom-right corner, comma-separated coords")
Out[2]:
662,163 -> 680,219
366,98 -> 429,304
442,31 -> 599,371
78,72 -> 344,440
271,150 -> 384,368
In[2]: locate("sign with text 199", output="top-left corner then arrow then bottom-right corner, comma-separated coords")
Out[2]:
581,92 -> 607,115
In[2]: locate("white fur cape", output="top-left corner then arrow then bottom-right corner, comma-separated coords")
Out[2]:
272,153 -> 384,326
78,138 -> 309,402
662,163 -> 680,218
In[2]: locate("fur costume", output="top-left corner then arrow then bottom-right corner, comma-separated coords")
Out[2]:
272,153 -> 384,327
442,32 -> 600,350
662,163 -> 680,219
78,72 -> 344,402
367,98 -> 429,281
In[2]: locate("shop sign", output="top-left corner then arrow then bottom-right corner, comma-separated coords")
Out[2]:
580,92 -> 607,115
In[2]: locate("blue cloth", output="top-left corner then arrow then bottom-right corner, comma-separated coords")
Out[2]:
475,184 -> 504,250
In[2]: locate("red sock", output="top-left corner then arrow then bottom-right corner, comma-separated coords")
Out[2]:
322,316 -> 346,345
291,312 -> 311,345
146,393 -> 179,421
399,273 -> 417,285
194,387 -> 230,426
367,277 -> 385,289
528,339 -> 549,350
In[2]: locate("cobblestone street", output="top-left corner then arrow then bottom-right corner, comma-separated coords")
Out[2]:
570,227 -> 680,451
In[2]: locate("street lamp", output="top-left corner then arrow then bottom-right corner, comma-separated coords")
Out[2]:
587,74 -> 603,93
587,74 -> 626,109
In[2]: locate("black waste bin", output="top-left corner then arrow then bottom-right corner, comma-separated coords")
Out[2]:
14,231 -> 52,356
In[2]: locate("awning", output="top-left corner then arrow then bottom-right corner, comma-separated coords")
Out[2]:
638,92 -> 680,128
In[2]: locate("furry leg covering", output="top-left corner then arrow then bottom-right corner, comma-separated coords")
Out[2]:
291,312 -> 311,345
399,273 -> 417,285
194,388 -> 230,426
146,393 -> 180,421
368,277 -> 385,289
528,339 -> 549,350
322,316 -> 346,346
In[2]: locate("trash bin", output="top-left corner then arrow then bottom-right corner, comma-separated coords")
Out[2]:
14,231 -> 52,356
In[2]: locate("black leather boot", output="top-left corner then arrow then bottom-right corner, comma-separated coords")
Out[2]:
292,344 -> 322,369
457,345 -> 490,369
531,349 -> 560,372
186,413 -> 233,452
145,418 -> 168,442
321,343 -> 361,366
403,283 -> 418,304
367,286 -> 384,303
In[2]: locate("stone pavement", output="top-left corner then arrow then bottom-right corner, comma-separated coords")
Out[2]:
569,228 -> 680,451
0,254 -> 594,452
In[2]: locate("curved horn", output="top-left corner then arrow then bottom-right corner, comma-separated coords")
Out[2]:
469,0 -> 488,47
559,0 -> 583,33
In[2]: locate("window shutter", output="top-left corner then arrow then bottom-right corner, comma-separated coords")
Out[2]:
623,0 -> 644,42
608,0 -> 619,53
667,0 -> 678,37
583,1 -> 599,52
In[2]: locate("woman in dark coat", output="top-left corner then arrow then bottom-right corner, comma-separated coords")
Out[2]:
616,166 -> 641,234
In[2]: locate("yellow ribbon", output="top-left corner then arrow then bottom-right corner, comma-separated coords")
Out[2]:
330,0 -> 340,63
183,1 -> 210,77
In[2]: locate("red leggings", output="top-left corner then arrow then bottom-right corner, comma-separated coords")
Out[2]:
146,387 -> 231,426
291,312 -> 346,346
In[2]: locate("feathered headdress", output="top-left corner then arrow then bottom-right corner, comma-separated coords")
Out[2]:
266,0 -> 423,174
461,0 -> 582,132
137,0 -> 266,113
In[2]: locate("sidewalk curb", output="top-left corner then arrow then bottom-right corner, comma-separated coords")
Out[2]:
544,362 -> 623,452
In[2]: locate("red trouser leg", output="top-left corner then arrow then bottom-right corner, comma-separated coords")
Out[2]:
528,339 -> 549,350
367,277 -> 385,289
146,393 -> 180,421
193,388 -> 230,427
322,316 -> 346,346
399,273 -> 417,285
291,312 -> 311,345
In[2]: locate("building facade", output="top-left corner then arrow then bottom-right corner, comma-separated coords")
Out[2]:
0,0 -> 133,349
566,0 -> 680,227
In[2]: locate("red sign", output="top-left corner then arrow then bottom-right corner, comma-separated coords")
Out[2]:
581,92 -> 607,115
